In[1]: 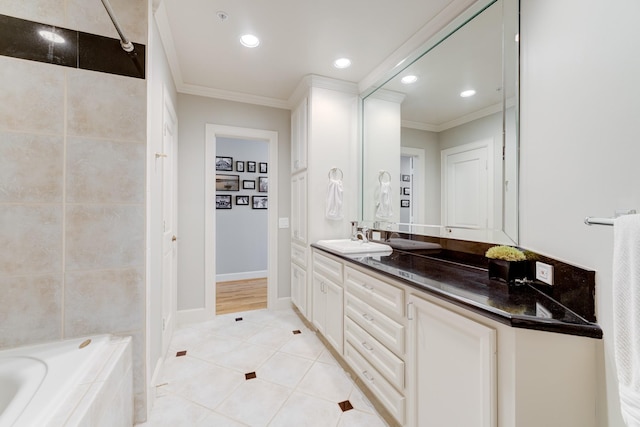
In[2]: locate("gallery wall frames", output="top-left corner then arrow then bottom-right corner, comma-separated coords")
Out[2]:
216,156 -> 233,171
216,174 -> 240,191
243,180 -> 256,190
258,176 -> 269,193
252,196 -> 268,209
216,195 -> 232,209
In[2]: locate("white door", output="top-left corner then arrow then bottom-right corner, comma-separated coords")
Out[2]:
161,99 -> 178,355
442,140 -> 493,230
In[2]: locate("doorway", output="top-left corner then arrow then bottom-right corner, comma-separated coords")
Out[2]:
215,137 -> 269,314
204,125 -> 279,317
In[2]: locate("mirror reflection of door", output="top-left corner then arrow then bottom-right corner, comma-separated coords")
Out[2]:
441,139 -> 494,231
215,137 -> 269,315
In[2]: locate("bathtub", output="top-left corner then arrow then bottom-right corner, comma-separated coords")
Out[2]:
0,334 -> 132,427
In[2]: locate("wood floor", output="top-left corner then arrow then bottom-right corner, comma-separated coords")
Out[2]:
216,278 -> 267,315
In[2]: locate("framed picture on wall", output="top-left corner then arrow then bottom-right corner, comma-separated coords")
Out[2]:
236,161 -> 245,172
401,174 -> 411,182
236,195 -> 249,206
401,200 -> 410,208
216,195 -> 232,209
242,180 -> 256,190
247,161 -> 256,173
252,195 -> 268,209
216,156 -> 233,171
216,174 -> 240,191
259,162 -> 268,173
403,187 -> 410,195
258,176 -> 268,192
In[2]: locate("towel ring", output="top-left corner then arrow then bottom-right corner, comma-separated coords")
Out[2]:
378,170 -> 391,184
328,167 -> 343,180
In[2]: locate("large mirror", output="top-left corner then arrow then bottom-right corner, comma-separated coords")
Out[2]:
361,0 -> 519,245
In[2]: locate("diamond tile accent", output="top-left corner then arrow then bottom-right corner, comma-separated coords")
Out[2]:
245,371 -> 257,380
338,400 -> 354,412
235,317 -> 243,321
292,329 -> 302,335
176,350 -> 187,357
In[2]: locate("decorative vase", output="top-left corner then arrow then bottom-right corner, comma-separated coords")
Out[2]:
487,259 -> 527,284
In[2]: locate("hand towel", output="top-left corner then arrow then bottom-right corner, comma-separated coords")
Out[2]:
375,180 -> 393,219
325,178 -> 343,220
613,214 -> 640,426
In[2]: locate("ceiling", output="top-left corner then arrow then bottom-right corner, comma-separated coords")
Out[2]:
155,0 -> 472,109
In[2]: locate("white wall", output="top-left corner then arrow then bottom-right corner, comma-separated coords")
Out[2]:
177,94 -> 291,310
520,1 -> 640,425
215,138 -> 268,277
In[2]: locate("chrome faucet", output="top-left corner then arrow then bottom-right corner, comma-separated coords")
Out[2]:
350,221 -> 359,241
356,227 -> 369,243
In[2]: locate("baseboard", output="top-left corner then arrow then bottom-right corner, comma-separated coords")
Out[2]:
176,307 -> 214,326
216,270 -> 268,282
146,357 -> 164,420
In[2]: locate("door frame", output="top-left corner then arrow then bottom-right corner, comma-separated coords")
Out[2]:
205,124 -> 279,315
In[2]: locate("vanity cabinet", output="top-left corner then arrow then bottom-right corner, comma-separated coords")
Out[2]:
406,293 -> 497,427
307,250 -> 598,427
312,251 -> 344,353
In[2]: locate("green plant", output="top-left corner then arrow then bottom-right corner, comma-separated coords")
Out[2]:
485,245 -> 526,262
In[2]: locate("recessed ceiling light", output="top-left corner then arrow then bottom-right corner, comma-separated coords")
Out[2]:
333,58 -> 351,69
240,34 -> 260,48
460,89 -> 476,98
39,30 -> 65,44
401,75 -> 418,84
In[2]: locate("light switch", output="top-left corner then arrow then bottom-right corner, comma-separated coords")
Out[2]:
279,217 -> 290,228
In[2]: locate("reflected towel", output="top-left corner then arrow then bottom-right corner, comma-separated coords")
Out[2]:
325,178 -> 343,220
613,214 -> 640,427
375,181 -> 393,219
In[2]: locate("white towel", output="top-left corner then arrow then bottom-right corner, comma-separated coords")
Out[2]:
375,180 -> 393,219
325,178 -> 343,220
613,214 -> 640,427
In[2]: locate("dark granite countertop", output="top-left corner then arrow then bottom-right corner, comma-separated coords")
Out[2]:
311,244 -> 603,339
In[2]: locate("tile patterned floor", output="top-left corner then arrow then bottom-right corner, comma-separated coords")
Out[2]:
136,308 -> 389,427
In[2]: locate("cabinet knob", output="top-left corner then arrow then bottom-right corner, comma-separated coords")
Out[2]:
362,313 -> 374,322
361,341 -> 374,352
362,370 -> 375,382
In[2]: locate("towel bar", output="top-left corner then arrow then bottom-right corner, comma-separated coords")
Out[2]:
584,209 -> 636,226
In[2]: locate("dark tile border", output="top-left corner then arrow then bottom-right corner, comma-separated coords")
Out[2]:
0,14 -> 145,79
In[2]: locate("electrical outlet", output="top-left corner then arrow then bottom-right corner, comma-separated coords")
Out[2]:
536,261 -> 554,285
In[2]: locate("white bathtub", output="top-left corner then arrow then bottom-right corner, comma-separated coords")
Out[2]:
0,335 -> 132,427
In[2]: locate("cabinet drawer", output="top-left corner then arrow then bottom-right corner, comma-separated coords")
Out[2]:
345,267 -> 404,318
313,252 -> 343,284
346,294 -> 405,356
345,317 -> 404,390
291,243 -> 307,268
345,342 -> 405,425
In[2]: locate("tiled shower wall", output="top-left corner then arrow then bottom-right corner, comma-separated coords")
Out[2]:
0,0 -> 148,422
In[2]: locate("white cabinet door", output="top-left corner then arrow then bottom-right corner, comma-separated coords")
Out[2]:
312,271 -> 343,354
291,263 -> 307,317
291,97 -> 308,172
406,294 -> 497,427
312,272 -> 326,335
291,173 -> 307,245
324,279 -> 343,353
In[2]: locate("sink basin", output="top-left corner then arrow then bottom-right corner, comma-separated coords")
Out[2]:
315,239 -> 393,255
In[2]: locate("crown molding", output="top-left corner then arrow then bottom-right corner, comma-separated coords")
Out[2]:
179,83 -> 290,110
401,120 -> 439,132
288,74 -> 359,108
